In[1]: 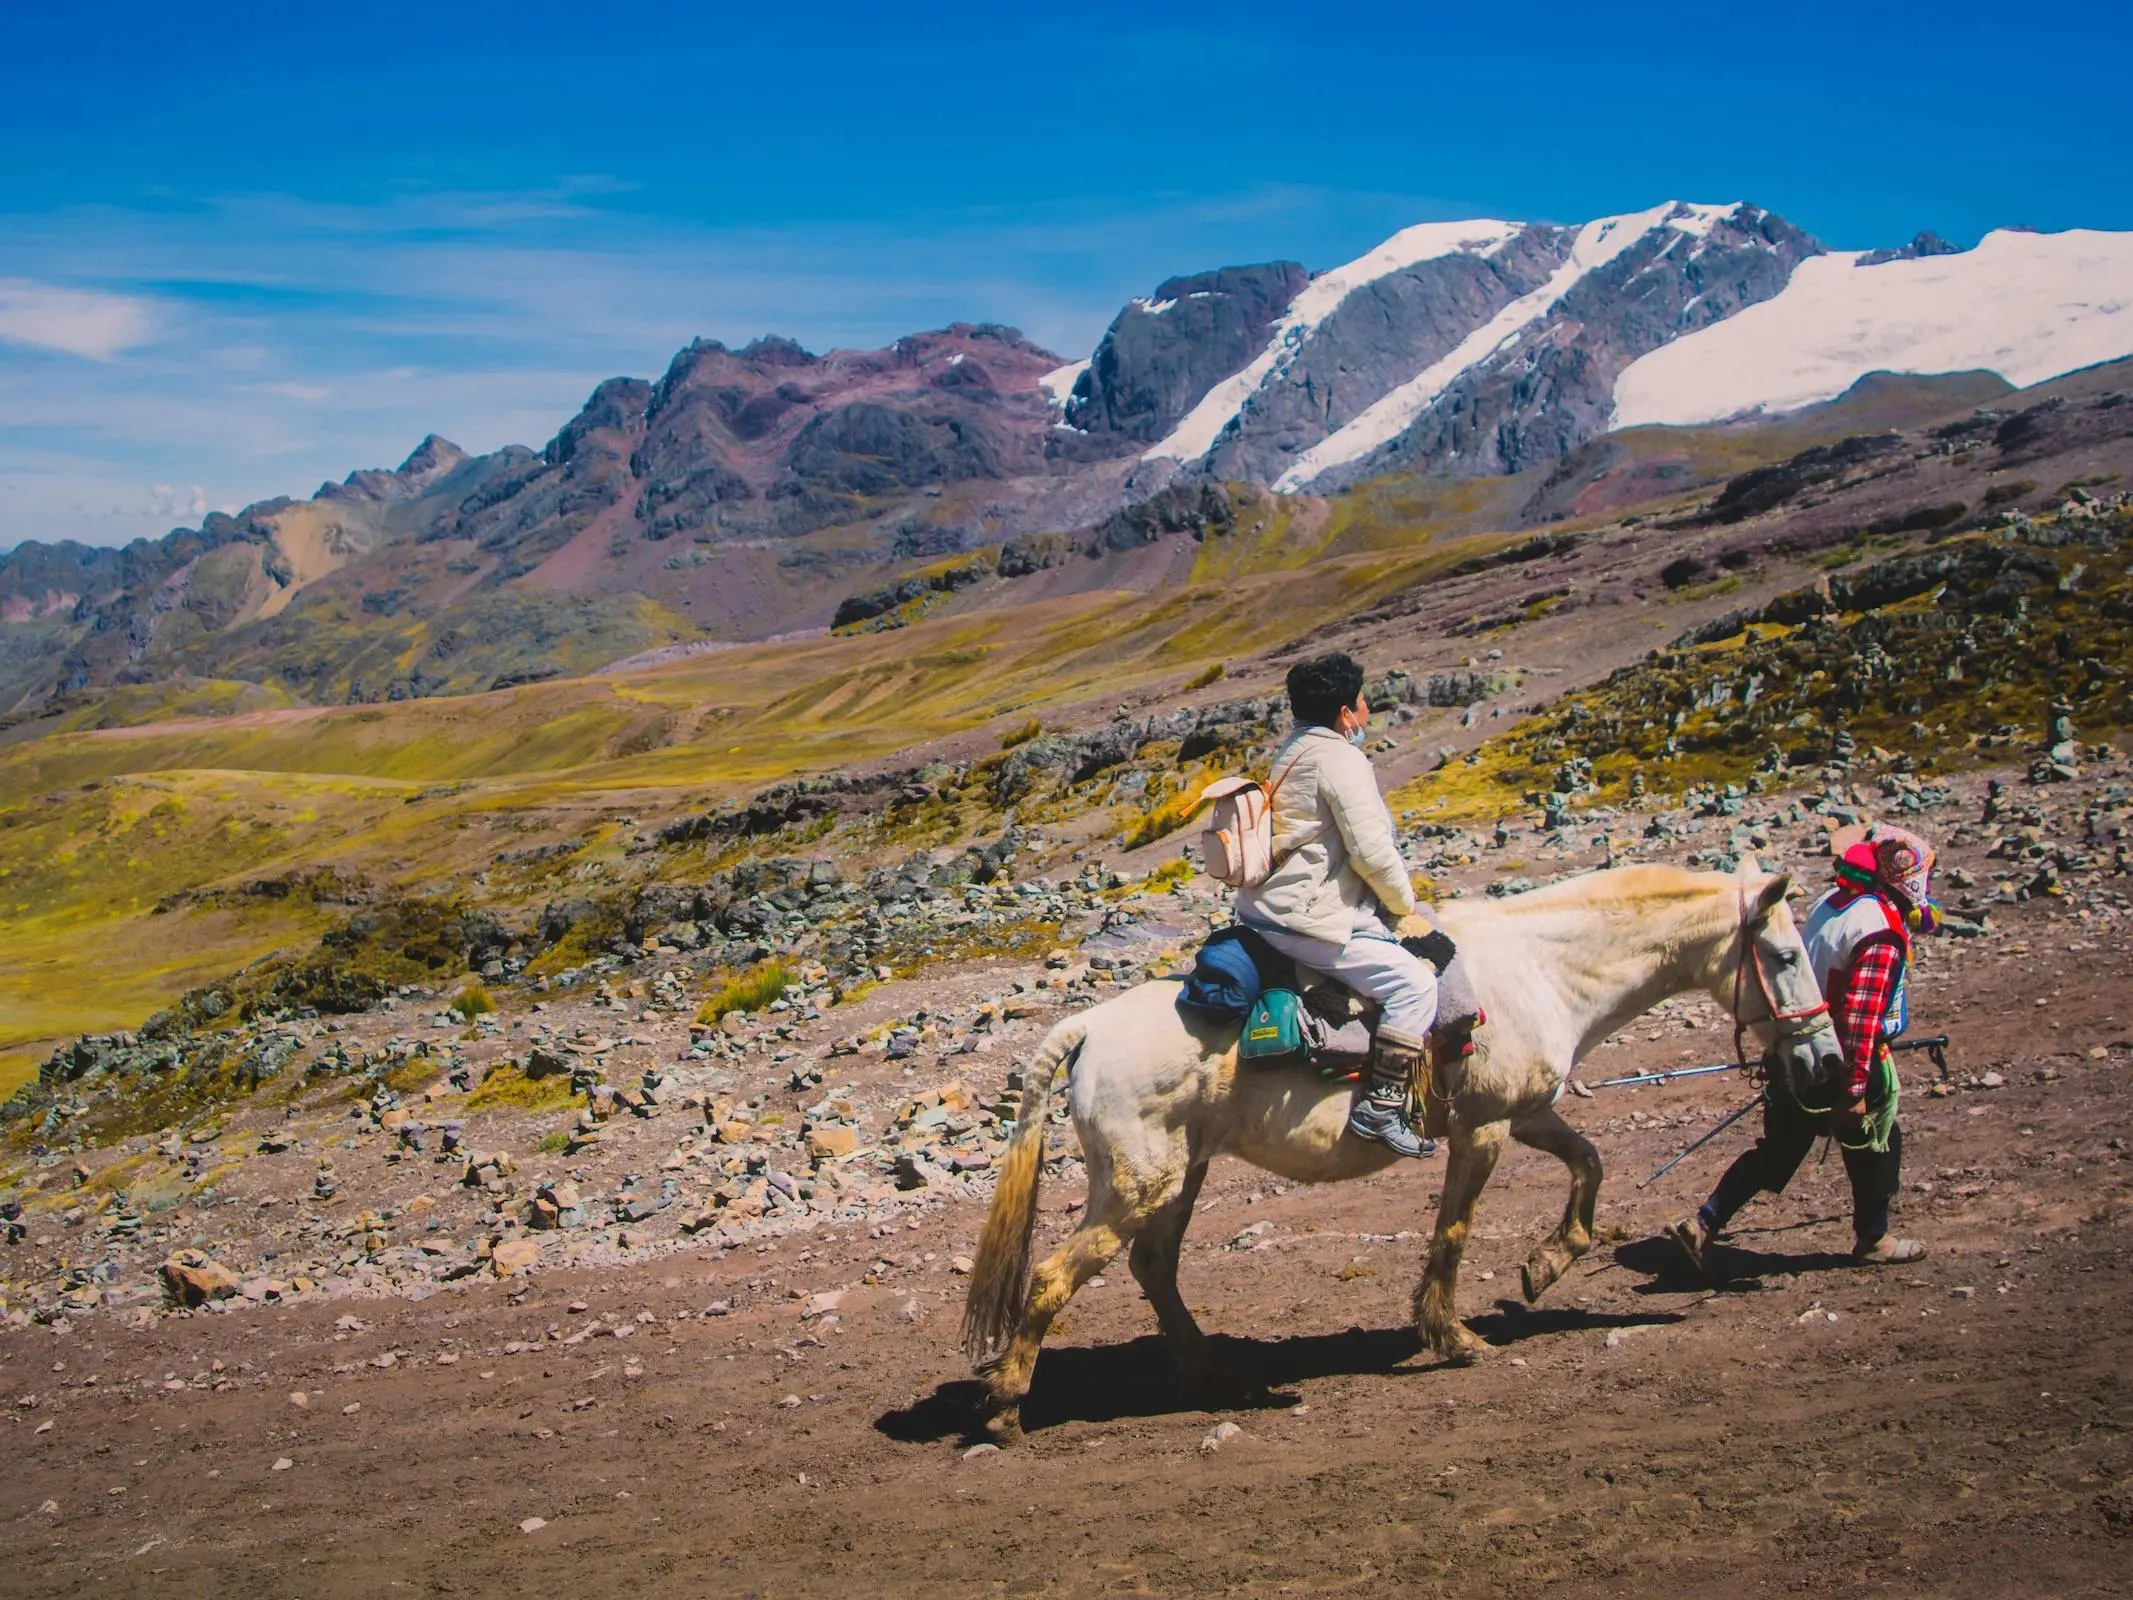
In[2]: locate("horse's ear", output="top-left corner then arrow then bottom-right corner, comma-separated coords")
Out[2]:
1752,872 -> 1793,922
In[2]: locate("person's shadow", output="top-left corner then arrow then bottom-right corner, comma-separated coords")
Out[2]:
1616,1219 -> 1856,1293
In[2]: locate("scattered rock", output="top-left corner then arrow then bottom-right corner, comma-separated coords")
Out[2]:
805,1125 -> 860,1161
1201,1421 -> 1244,1454
491,1237 -> 541,1278
159,1250 -> 241,1308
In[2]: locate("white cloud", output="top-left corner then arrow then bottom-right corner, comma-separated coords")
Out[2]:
148,484 -> 208,519
0,278 -> 159,360
249,381 -> 330,401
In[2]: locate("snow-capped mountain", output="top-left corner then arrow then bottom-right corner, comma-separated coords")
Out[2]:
1057,204 -> 2133,494
1609,227 -> 2133,428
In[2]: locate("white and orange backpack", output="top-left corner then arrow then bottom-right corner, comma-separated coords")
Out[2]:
1196,755 -> 1302,888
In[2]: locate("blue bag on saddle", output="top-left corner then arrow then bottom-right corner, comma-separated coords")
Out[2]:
1176,925 -> 1293,1022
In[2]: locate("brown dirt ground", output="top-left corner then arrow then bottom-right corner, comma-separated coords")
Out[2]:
5,874 -> 2130,1599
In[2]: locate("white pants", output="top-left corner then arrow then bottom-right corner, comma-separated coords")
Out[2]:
1253,910 -> 1439,1049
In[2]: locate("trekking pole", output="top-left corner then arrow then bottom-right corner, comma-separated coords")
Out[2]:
1890,1033 -> 1952,1081
1586,1063 -> 1739,1090
1638,1091 -> 1763,1189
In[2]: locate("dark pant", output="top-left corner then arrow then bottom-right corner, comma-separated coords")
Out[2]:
1700,1087 -> 1903,1247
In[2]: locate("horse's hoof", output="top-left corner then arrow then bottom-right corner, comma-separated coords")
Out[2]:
1428,1324 -> 1491,1366
982,1406 -> 1024,1444
1521,1254 -> 1563,1304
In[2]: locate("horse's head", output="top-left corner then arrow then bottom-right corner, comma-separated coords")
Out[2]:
1721,870 -> 1845,1099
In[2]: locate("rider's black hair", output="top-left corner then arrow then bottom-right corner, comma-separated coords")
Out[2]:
1286,652 -> 1365,728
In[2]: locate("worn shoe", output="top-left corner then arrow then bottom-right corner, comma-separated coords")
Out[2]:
1346,1095 -> 1436,1159
1853,1235 -> 1926,1264
1665,1214 -> 1712,1278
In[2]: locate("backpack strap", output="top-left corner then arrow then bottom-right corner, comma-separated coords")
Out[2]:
1263,749 -> 1320,871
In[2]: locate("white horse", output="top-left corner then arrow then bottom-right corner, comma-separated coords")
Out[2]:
960,864 -> 1842,1437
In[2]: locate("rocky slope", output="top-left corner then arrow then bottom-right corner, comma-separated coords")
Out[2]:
0,327 -> 1140,714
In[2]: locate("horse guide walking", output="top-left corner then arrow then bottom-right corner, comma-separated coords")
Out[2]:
1669,822 -> 1943,1274
960,862 -> 1847,1440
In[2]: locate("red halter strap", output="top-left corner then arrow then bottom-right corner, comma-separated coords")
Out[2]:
1731,883 -> 1831,1071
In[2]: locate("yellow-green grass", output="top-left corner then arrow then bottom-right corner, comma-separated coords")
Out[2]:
466,1065 -> 582,1115
695,961 -> 792,1024
1392,524 -> 2133,824
0,527 -> 1530,1053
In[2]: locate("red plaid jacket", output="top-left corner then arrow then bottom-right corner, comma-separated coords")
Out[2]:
1829,932 -> 1903,1101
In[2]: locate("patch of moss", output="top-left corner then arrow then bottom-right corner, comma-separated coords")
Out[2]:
381,1055 -> 443,1094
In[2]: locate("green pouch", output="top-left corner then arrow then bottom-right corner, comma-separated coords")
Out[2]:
1240,988 -> 1310,1067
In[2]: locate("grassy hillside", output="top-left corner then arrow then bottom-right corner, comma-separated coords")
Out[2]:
0,530 -> 1509,1088
6,361 -> 2124,1099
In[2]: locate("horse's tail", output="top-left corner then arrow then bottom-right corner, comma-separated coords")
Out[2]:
959,1013 -> 1083,1368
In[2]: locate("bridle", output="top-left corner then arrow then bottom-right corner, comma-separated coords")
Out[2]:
1731,883 -> 1831,1072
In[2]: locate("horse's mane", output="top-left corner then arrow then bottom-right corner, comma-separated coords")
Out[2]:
1479,863 -> 1741,912
1438,863 -> 1765,945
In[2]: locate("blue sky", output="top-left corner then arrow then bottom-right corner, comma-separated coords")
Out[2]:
3,0 -> 2127,548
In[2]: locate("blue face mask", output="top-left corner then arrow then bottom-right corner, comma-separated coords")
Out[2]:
1345,726 -> 1367,748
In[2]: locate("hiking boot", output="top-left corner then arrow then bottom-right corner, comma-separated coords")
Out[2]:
1346,1094 -> 1436,1158
1853,1235 -> 1926,1265
1666,1214 -> 1712,1278
1347,1041 -> 1435,1159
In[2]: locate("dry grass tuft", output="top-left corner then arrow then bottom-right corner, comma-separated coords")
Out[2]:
695,961 -> 792,1025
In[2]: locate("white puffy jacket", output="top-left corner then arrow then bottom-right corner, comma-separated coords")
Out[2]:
1236,725 -> 1416,943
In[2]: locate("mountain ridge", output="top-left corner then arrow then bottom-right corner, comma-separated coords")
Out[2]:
4,202 -> 2130,718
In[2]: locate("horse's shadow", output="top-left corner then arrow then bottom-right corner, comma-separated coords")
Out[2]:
879,1223 -> 1881,1446
875,1302 -> 1687,1446
875,1327 -> 1412,1446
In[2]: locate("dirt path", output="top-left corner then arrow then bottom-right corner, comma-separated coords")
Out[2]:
5,897 -> 2129,1597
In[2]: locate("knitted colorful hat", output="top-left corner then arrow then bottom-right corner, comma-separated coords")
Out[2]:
1829,822 -> 1934,909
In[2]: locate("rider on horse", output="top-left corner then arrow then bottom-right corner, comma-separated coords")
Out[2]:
1670,822 -> 1940,1272
1237,652 -> 1439,1159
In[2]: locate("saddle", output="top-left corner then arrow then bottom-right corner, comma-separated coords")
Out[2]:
1183,920 -> 1482,1137
1289,948 -> 1483,1139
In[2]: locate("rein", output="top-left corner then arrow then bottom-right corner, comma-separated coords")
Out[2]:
1730,884 -> 1830,1073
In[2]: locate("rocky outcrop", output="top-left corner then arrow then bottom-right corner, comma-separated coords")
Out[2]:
1201,227 -> 1576,484
318,434 -> 471,504
1065,263 -> 1309,443
1694,432 -> 1907,525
